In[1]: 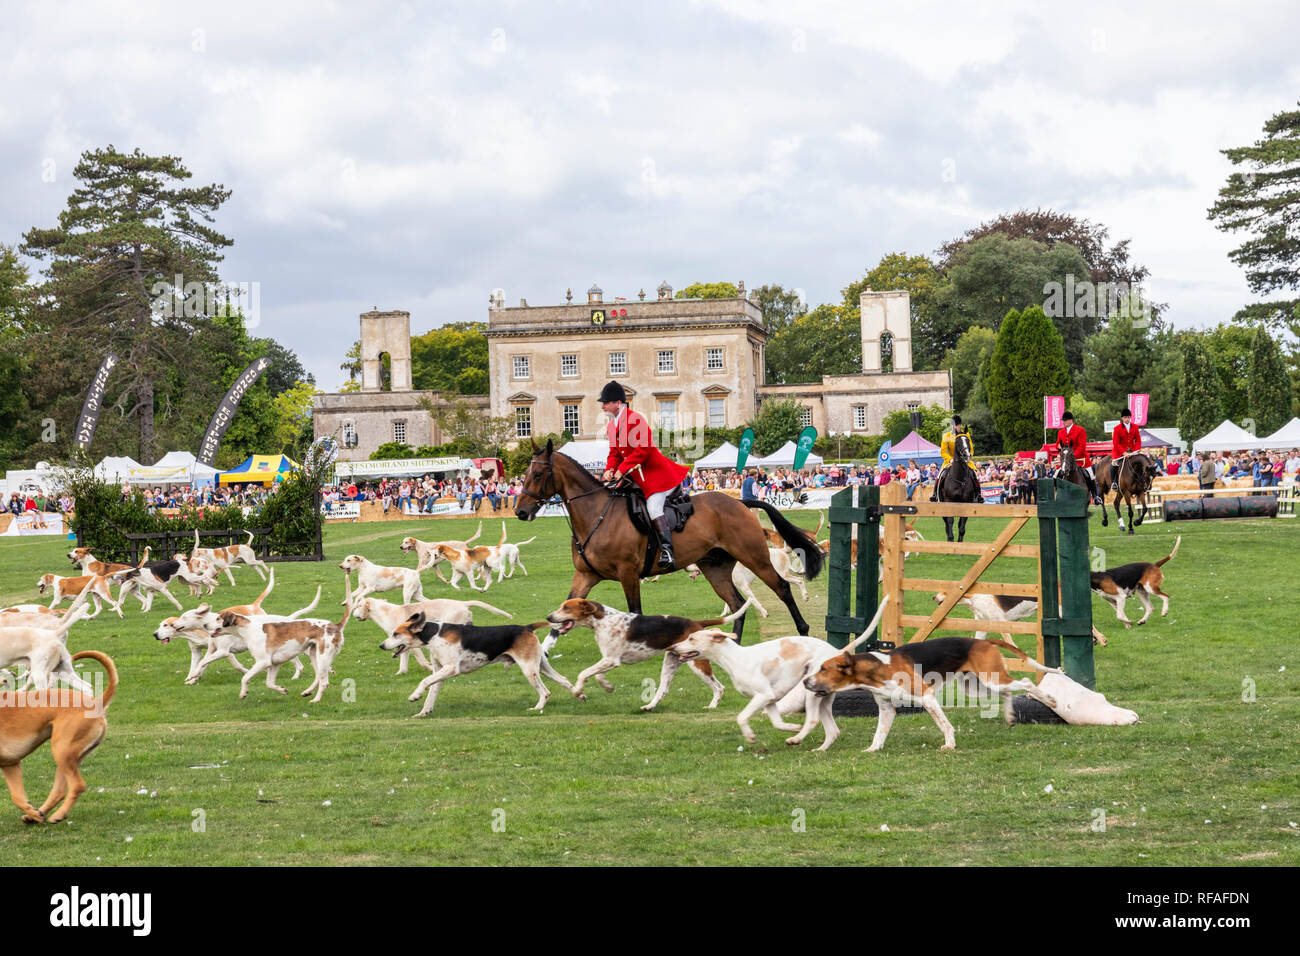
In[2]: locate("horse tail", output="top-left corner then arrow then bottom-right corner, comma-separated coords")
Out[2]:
741,500 -> 823,580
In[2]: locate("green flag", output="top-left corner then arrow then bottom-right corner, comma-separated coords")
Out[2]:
793,426 -> 818,471
736,427 -> 755,471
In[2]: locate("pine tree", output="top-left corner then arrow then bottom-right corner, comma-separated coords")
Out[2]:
986,306 -> 1071,452
1078,311 -> 1154,413
1176,336 -> 1224,442
21,146 -> 233,462
1247,328 -> 1291,435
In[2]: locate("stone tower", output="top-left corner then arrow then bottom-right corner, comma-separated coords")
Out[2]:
860,290 -> 913,373
360,309 -> 413,392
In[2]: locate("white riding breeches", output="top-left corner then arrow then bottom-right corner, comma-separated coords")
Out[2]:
647,490 -> 669,520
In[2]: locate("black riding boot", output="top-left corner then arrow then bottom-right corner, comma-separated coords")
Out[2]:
653,515 -> 675,571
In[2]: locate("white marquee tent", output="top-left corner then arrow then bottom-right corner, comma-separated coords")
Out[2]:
555,440 -> 610,472
1192,420 -> 1264,453
94,456 -> 143,483
1260,417 -> 1300,448
691,441 -> 740,470
754,440 -> 824,469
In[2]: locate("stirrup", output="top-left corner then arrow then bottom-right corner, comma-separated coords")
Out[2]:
656,547 -> 675,572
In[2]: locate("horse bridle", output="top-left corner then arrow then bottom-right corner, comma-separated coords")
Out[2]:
517,455 -> 620,575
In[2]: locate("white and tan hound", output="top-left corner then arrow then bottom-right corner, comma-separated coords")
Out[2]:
348,587 -> 511,675
380,613 -> 576,716
543,598 -> 753,707
338,554 -> 425,604
400,522 -> 483,580
37,573 -> 124,619
190,530 -> 269,586
804,635 -> 1061,751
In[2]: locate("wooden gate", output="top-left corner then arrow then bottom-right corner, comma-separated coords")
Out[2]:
824,477 -> 1095,687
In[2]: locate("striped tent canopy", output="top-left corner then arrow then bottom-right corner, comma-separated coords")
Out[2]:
217,454 -> 299,486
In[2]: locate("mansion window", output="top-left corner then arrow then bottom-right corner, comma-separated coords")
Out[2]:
560,354 -> 579,378
512,355 -> 530,380
656,349 -> 675,374
393,420 -> 407,444
799,407 -> 813,428
705,347 -> 724,371
708,397 -> 726,428
341,421 -> 357,448
515,406 -> 532,438
853,405 -> 867,430
608,352 -> 627,376
658,399 -> 677,431
563,403 -> 580,434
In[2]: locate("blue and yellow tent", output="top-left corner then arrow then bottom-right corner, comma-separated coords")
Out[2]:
217,454 -> 299,486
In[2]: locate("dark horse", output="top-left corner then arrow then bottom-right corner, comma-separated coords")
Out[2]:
1056,444 -> 1101,511
934,434 -> 981,541
514,440 -> 823,641
1093,453 -> 1162,534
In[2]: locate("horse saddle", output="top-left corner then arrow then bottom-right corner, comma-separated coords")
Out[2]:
625,486 -> 693,536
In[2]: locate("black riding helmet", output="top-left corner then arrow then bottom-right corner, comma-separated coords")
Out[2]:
598,381 -> 626,404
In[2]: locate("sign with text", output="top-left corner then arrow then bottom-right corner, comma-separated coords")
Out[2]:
1128,393 -> 1150,427
198,357 -> 272,466
74,353 -> 119,451
1044,395 -> 1066,429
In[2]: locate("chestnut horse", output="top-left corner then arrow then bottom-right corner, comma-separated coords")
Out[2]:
514,440 -> 822,641
1094,453 -> 1162,534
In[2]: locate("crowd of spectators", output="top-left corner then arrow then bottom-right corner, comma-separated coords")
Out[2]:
13,448 -> 1296,522
321,474 -> 525,514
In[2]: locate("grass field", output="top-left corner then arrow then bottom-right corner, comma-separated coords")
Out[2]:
1,509 -> 1296,866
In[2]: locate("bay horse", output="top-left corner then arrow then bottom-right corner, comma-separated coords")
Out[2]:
934,433 -> 981,542
514,440 -> 823,642
1094,453 -> 1162,534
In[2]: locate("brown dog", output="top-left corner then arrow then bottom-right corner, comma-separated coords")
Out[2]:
0,650 -> 117,824
804,637 -> 1060,751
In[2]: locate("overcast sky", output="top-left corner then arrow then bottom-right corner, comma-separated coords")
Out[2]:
4,0 -> 1297,390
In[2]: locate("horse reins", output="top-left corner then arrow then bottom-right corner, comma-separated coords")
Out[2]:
517,455 -> 618,575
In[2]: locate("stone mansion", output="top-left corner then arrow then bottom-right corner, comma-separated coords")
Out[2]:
313,283 -> 951,462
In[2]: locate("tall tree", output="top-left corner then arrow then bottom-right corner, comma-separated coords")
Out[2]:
985,306 -> 1071,453
751,283 -> 806,336
928,234 -> 1095,374
764,303 -> 861,384
1177,336 -> 1224,442
942,325 -> 997,412
937,207 -> 1155,306
1077,311 -> 1156,413
1203,324 -> 1255,424
748,398 -> 805,457
1247,328 -> 1291,436
410,321 -> 489,394
1208,103 -> 1300,327
21,146 -> 233,462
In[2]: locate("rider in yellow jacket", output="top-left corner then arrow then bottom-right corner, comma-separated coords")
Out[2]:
931,416 -> 973,501
939,420 -> 973,467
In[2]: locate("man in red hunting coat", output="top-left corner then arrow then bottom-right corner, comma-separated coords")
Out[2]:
1110,407 -> 1142,494
599,380 -> 690,570
1051,411 -> 1102,504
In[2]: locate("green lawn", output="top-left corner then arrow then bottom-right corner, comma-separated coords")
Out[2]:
1,511 -> 1296,865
